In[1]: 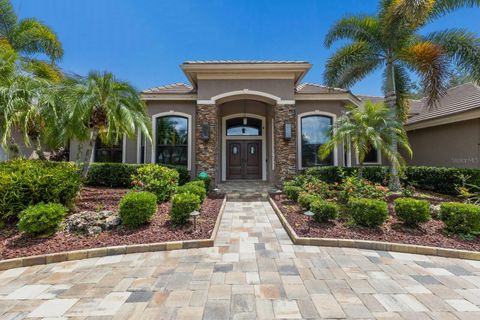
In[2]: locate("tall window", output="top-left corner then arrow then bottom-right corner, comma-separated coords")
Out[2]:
301,115 -> 333,167
94,137 -> 123,163
156,116 -> 188,166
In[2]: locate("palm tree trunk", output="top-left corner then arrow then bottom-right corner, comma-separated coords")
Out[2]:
7,136 -> 20,159
76,141 -> 84,165
386,61 -> 401,191
81,128 -> 99,178
32,136 -> 46,160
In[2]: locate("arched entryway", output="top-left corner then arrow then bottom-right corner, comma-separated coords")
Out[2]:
221,113 -> 266,181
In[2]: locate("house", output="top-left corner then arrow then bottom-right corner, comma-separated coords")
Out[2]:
405,82 -> 480,168
70,61 -> 367,186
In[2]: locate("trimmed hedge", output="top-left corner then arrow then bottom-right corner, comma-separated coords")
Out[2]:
394,198 -> 431,227
0,160 -> 81,222
85,163 -> 190,188
440,202 -> 480,235
298,193 -> 322,210
18,202 -> 68,236
304,166 -> 480,195
347,197 -> 389,228
311,199 -> 338,223
177,181 -> 207,202
131,165 -> 179,203
119,191 -> 158,227
170,192 -> 201,226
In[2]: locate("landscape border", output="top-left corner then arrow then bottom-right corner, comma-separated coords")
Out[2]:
269,196 -> 480,261
0,197 -> 227,271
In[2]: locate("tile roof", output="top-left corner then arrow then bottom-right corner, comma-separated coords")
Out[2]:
183,60 -> 309,64
407,82 -> 480,125
142,83 -> 194,94
295,83 -> 348,93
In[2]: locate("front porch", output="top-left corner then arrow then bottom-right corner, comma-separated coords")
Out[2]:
216,181 -> 279,201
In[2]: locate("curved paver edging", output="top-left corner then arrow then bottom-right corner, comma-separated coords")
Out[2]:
0,197 -> 227,271
268,196 -> 480,261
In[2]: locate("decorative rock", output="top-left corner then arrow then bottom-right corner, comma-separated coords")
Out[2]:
87,226 -> 102,235
66,210 -> 121,234
105,215 -> 121,230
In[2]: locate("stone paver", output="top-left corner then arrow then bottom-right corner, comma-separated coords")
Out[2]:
1,200 -> 480,319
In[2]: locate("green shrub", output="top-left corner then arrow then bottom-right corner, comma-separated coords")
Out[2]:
283,183 -> 303,202
348,197 -> 389,228
394,198 -> 431,227
298,193 -> 322,209
18,202 -> 68,235
304,165 -> 480,195
0,160 -> 81,222
85,163 -> 189,188
131,164 -> 179,202
177,181 -> 207,202
85,162 -> 140,188
196,173 -> 211,191
440,202 -> 480,235
338,176 -> 386,204
311,199 -> 338,222
170,192 -> 201,226
164,165 -> 190,186
119,191 -> 157,227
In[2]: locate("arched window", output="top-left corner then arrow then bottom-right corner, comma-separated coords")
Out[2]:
226,117 -> 262,136
155,115 -> 188,166
300,115 -> 333,167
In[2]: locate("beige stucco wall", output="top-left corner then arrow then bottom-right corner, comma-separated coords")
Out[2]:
295,100 -> 348,167
197,79 -> 295,100
407,119 -> 480,168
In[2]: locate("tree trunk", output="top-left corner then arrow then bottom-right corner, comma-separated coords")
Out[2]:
32,136 -> 46,160
386,61 -> 401,191
76,141 -> 84,165
81,128 -> 99,178
7,136 -> 20,159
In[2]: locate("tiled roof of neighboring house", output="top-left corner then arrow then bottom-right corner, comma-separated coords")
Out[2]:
142,83 -> 194,94
295,83 -> 348,93
407,82 -> 480,125
357,95 -> 385,104
183,60 -> 309,64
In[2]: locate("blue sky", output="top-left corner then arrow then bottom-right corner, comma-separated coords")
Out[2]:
11,0 -> 480,96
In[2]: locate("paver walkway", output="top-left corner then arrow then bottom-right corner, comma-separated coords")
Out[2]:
1,201 -> 480,319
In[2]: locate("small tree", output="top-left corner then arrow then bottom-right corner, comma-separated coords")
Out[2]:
61,71 -> 151,177
319,101 -> 412,179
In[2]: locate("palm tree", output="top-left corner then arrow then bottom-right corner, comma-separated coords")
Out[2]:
62,71 -> 151,177
320,101 -> 412,179
323,0 -> 480,190
0,0 -> 63,81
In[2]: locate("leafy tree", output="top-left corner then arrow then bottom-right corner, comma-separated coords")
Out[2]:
323,0 -> 480,189
61,71 -> 151,177
319,101 -> 412,179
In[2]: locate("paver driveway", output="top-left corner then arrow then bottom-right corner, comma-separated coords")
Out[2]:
1,201 -> 480,319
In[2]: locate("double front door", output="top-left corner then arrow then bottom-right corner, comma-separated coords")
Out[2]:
226,140 -> 262,180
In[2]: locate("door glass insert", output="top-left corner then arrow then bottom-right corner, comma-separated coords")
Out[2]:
250,146 -> 255,154
226,117 -> 262,136
232,146 -> 238,155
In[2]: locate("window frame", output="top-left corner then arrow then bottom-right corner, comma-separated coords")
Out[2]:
297,111 -> 338,169
151,111 -> 192,170
93,134 -> 126,163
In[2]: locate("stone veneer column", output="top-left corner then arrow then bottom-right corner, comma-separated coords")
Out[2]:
195,104 -> 219,184
274,104 -> 297,186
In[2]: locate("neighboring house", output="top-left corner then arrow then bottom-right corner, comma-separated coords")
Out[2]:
405,82 -> 480,168
70,61 -> 365,185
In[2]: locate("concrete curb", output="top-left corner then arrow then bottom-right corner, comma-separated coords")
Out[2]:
0,197 -> 227,271
269,196 -> 480,261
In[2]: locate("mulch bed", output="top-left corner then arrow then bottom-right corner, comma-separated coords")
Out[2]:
0,187 -> 224,260
272,193 -> 480,252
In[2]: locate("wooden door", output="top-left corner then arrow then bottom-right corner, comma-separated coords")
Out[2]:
226,140 -> 262,179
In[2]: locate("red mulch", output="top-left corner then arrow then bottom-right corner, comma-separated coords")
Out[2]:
0,187 -> 224,260
272,193 -> 480,252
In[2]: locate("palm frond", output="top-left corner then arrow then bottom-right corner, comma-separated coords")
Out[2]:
23,59 -> 63,82
426,29 -> 480,81
0,0 -> 17,40
383,0 -> 435,29
324,15 -> 383,49
430,0 -> 480,18
13,18 -> 63,61
324,41 -> 381,87
399,41 -> 449,107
